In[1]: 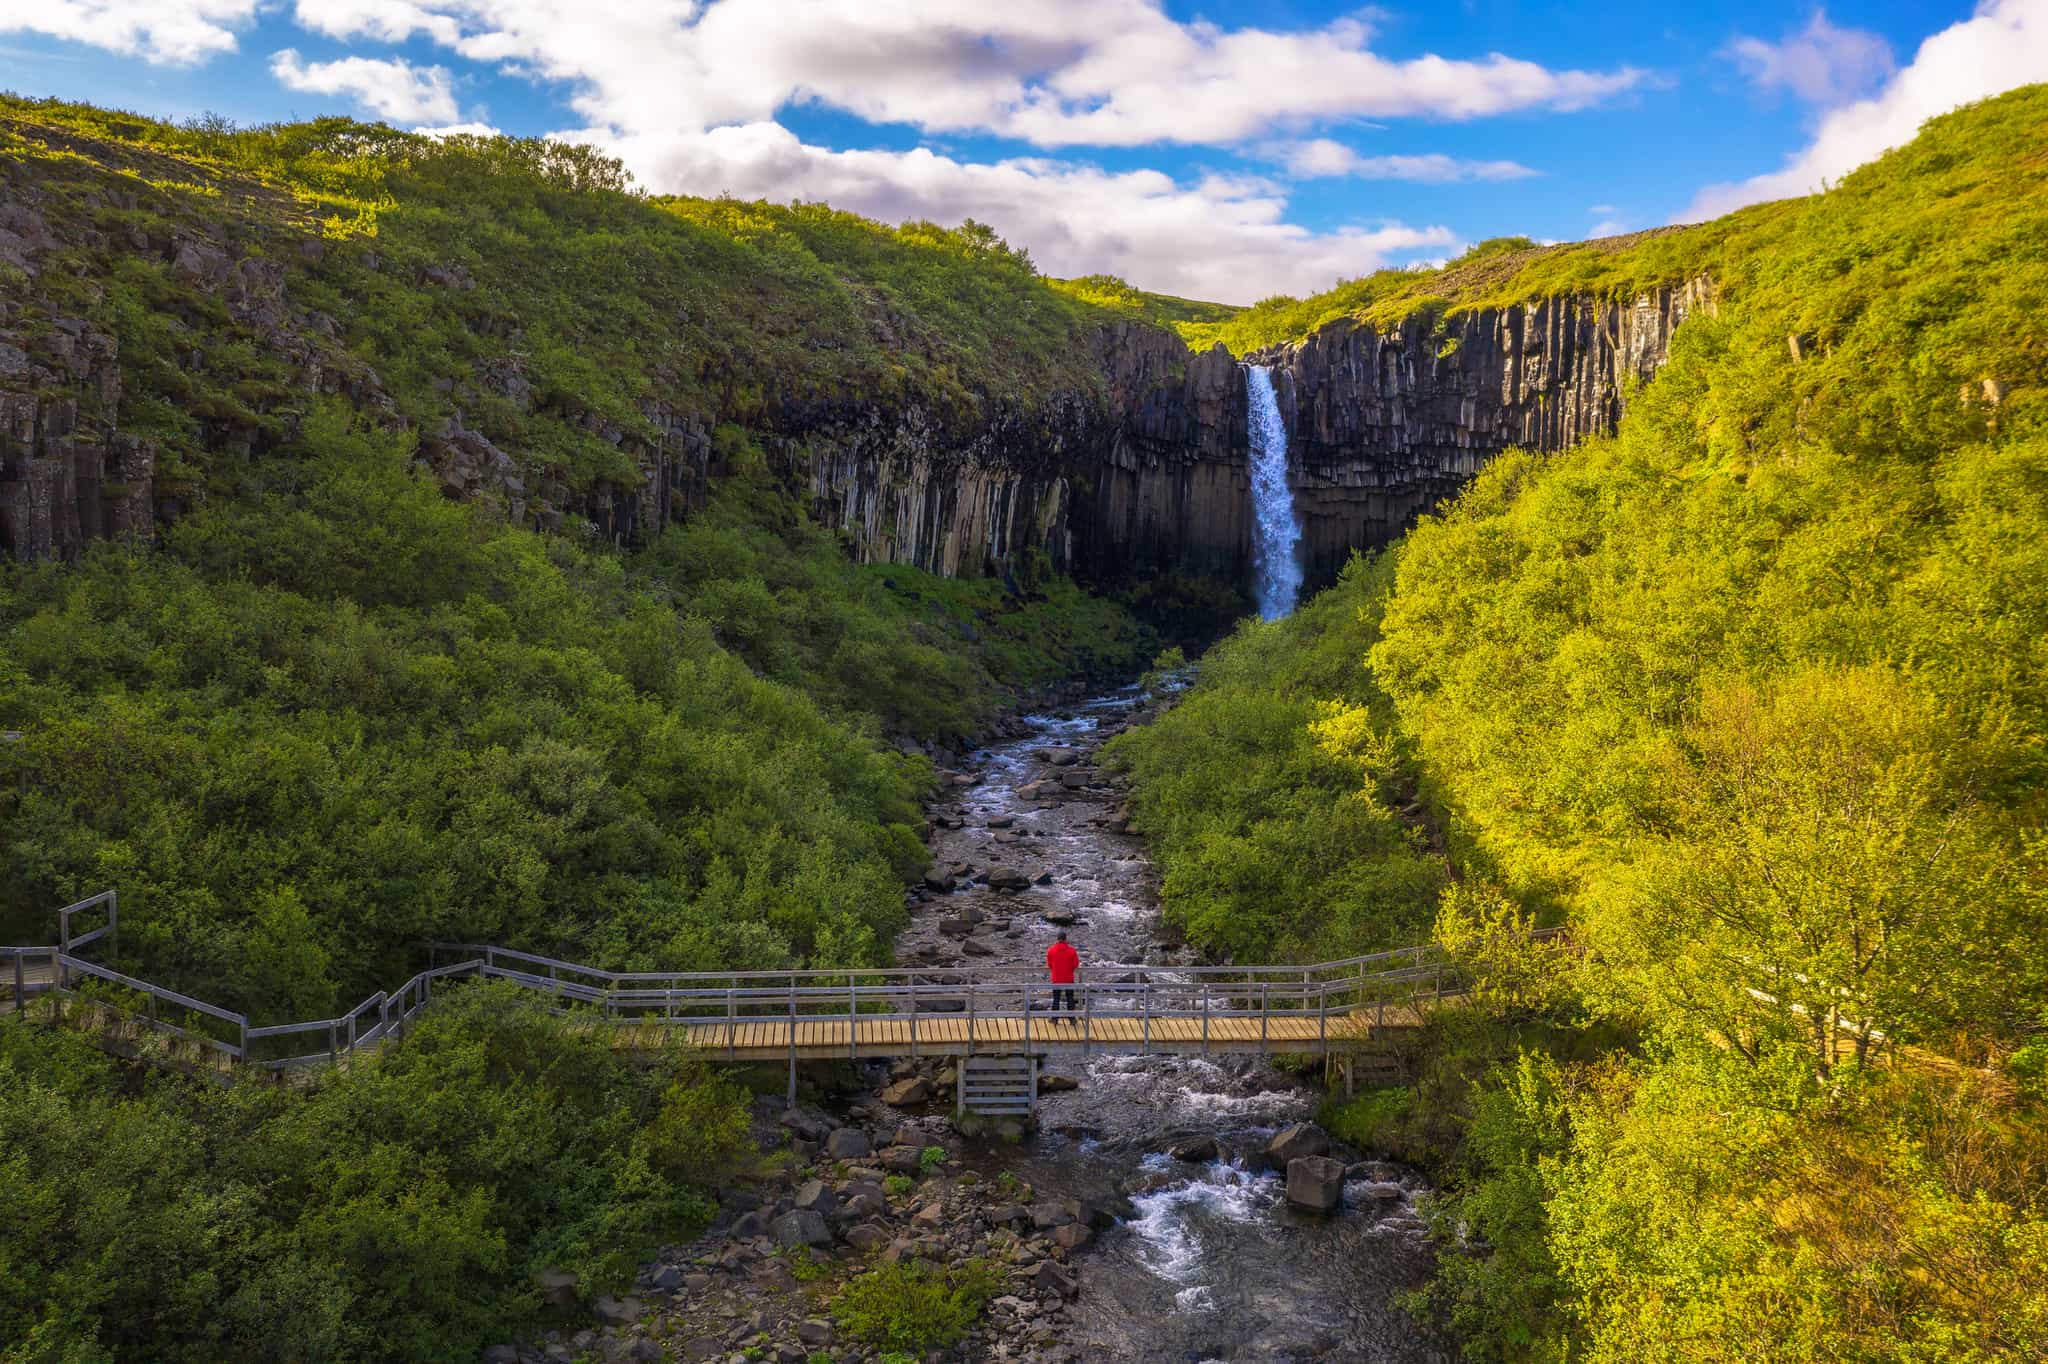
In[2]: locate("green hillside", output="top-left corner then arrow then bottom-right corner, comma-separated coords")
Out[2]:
1115,86 -> 2048,1360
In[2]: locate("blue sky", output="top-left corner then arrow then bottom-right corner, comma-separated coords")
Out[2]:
3,2 -> 2043,302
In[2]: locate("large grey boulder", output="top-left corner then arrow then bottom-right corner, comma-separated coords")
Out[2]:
879,1077 -> 931,1106
773,1209 -> 831,1247
1264,1121 -> 1330,1167
792,1179 -> 838,1215
1286,1156 -> 1348,1213
824,1127 -> 871,1160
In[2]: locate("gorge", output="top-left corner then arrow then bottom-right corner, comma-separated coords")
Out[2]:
0,106 -> 1713,605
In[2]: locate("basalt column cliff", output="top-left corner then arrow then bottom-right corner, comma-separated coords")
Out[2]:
1250,276 -> 1717,588
801,277 -> 1714,594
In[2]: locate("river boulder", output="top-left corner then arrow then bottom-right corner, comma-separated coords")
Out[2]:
1286,1156 -> 1347,1213
1263,1121 -> 1330,1168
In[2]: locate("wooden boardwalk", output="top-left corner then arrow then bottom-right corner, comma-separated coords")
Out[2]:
615,1003 -> 1431,1062
8,892 -> 1504,1077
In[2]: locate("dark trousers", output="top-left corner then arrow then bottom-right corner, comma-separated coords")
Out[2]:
1052,987 -> 1076,1013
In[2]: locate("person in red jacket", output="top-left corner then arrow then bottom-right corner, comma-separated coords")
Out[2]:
1046,930 -> 1079,1018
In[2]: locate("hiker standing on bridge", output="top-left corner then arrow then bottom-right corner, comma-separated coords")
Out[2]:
1047,930 -> 1079,1019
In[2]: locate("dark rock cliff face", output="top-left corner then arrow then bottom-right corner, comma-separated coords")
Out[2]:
1255,277 -> 1716,586
796,277 -> 1714,594
1,190 -> 1709,596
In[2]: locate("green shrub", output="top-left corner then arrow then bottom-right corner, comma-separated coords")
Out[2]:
0,983 -> 746,1362
831,1259 -> 1002,1352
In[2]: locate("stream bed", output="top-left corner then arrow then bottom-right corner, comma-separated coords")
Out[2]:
900,689 -> 1454,1364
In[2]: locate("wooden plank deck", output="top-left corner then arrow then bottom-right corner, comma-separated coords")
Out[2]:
605,1004 -> 1433,1061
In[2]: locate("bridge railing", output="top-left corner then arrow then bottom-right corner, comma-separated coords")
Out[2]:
9,893 -> 1561,1073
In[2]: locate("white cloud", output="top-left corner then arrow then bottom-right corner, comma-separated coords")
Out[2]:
9,0 -> 1628,300
1727,10 -> 1895,105
414,120 -> 500,138
292,0 -> 461,45
1273,138 -> 1538,182
290,0 -> 1644,149
0,0 -> 257,64
1688,0 -> 2048,220
271,48 -> 462,124
1588,218 -> 1630,239
608,121 -> 1457,304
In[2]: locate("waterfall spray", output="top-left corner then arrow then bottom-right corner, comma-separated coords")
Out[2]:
1244,365 -> 1302,620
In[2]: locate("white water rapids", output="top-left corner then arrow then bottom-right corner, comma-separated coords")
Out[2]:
1245,364 -> 1303,621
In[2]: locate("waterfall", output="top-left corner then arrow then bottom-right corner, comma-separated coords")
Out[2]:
1244,365 -> 1302,620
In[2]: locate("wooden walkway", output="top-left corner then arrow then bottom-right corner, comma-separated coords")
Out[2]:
619,1003 -> 1431,1062
7,892 -> 1512,1077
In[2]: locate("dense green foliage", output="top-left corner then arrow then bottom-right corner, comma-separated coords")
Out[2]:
0,93 -> 1171,506
1124,88 -> 2048,1359
0,410 -> 1147,1021
830,1258 -> 1002,1352
0,985 -> 755,1363
0,95 -> 1168,1364
1106,555 -> 1443,962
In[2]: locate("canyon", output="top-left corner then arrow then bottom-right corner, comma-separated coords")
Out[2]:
0,147 -> 1710,596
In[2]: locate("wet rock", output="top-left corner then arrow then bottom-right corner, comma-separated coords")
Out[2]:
1052,1222 -> 1093,1250
1286,1156 -> 1347,1213
1168,1136 -> 1219,1162
1264,1122 -> 1330,1167
647,1265 -> 683,1292
795,1320 -> 832,1347
1029,1201 -> 1077,1229
1357,1181 -> 1406,1202
987,815 -> 1015,829
987,869 -> 1033,892
1038,1073 -> 1078,1092
1043,909 -> 1077,926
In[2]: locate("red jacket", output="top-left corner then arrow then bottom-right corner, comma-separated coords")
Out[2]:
1046,940 -> 1078,984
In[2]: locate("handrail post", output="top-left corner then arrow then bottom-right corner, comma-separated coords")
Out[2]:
1142,984 -> 1151,1053
786,980 -> 797,1110
849,979 -> 857,1061
909,985 -> 919,1059
1024,984 -> 1032,1055
1319,985 -> 1328,1055
329,1019 -> 339,1066
1083,982 -> 1092,1058
1201,982 -> 1210,1055
726,988 -> 736,1062
967,982 -> 976,1053
1260,982 -> 1268,1051
11,953 -> 21,1015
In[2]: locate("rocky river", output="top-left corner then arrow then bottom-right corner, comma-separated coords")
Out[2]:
495,687 -> 1454,1364
897,687 -> 1454,1364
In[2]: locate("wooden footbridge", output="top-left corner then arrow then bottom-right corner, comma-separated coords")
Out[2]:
6,893 -> 1535,1110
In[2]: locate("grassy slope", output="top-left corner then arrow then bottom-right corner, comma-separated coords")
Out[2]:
1120,87 -> 2048,1361
0,98 -> 1168,1017
1174,213 -> 1793,358
0,95 -> 1197,500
